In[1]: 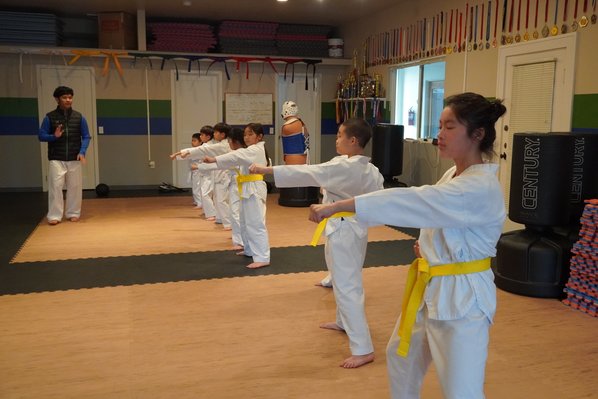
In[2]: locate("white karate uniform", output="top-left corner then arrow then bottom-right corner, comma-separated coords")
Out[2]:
227,168 -> 243,247
354,163 -> 506,399
274,155 -> 384,356
215,141 -> 270,263
189,160 -> 202,207
185,140 -> 232,226
47,160 -> 82,221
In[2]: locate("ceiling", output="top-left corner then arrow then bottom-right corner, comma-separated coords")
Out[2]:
0,0 -> 399,27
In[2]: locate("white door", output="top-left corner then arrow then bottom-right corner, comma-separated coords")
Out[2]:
496,34 -> 576,232
37,66 -> 99,191
276,74 -> 321,165
171,71 -> 222,187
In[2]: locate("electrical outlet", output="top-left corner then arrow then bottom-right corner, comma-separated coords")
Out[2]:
148,160 -> 155,168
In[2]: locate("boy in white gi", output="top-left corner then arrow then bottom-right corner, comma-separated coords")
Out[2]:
203,123 -> 271,269
251,118 -> 384,368
189,133 -> 202,208
198,126 -> 217,221
309,93 -> 507,398
172,123 -> 232,230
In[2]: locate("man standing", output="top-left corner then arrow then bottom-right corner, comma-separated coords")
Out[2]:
38,86 -> 91,225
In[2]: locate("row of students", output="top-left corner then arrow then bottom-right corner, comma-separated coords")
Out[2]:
172,123 -> 271,269
173,91 -> 507,398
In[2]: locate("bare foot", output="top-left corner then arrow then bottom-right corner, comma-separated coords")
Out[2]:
69,217 -> 79,222
246,262 -> 270,269
319,322 -> 345,331
340,353 -> 375,369
223,227 -> 232,231
205,216 -> 216,221
235,251 -> 247,256
232,245 -> 244,251
48,220 -> 60,226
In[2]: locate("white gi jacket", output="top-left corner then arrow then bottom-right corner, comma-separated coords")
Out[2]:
274,155 -> 384,238
355,163 -> 506,322
184,140 -> 232,186
215,142 -> 268,200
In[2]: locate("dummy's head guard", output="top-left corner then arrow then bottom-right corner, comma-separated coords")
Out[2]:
281,101 -> 299,118
53,86 -> 74,98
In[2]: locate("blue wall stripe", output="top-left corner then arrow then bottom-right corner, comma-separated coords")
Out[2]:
0,116 -> 39,135
97,117 -> 171,135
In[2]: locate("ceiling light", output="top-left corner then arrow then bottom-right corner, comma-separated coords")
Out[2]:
277,0 -> 288,2
183,0 -> 192,6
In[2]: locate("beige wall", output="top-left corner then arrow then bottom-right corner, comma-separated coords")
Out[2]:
340,0 -> 598,98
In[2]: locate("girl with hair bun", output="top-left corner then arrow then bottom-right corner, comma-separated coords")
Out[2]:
309,92 -> 507,398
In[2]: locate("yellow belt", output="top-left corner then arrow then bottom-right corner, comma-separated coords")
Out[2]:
236,173 -> 264,194
310,212 -> 355,246
397,257 -> 491,357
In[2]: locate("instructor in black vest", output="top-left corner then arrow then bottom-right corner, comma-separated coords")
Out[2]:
38,86 -> 91,225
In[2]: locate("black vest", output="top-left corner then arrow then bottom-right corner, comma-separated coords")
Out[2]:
46,107 -> 83,161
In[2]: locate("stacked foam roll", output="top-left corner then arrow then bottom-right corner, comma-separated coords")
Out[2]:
0,11 -> 62,46
147,22 -> 216,53
563,199 -> 598,317
276,24 -> 332,57
218,20 -> 278,55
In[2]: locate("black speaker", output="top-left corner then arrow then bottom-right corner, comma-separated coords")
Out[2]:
372,124 -> 404,180
508,132 -> 574,226
278,186 -> 320,207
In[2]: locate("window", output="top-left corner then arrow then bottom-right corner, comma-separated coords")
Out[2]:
393,61 -> 445,139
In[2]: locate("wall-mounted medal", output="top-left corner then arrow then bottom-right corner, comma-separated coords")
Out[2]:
571,0 -> 580,29
515,0 -> 522,42
486,1 -> 492,48
551,0 -> 560,35
533,0 -> 540,37
579,0 -> 589,26
524,0 -> 531,40
561,0 -> 569,33
542,0 -> 551,35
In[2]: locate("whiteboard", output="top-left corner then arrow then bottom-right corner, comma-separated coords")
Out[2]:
225,93 -> 273,125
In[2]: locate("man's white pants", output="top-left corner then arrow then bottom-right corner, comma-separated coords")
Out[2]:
325,224 -> 373,356
386,305 -> 490,399
239,195 -> 270,263
47,160 -> 82,222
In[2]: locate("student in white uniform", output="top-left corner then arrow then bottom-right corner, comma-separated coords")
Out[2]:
224,127 -> 246,250
309,92 -> 507,398
188,133 -> 203,208
251,118 -> 384,368
172,123 -> 232,230
204,123 -> 271,269
198,126 -> 217,221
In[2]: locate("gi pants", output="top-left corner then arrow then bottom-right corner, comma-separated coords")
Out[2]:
214,180 -> 231,228
191,169 -> 202,207
200,173 -> 216,218
325,221 -> 373,356
228,180 -> 243,247
386,305 -> 490,399
47,160 -> 82,222
239,195 -> 270,263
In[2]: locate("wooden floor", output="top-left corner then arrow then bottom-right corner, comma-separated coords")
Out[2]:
1,195 -> 597,398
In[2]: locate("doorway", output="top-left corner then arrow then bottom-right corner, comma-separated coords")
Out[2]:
37,66 -> 99,191
276,74 -> 321,165
171,71 -> 222,187
496,34 -> 576,232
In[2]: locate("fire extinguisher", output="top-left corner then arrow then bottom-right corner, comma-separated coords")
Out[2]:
408,107 -> 416,126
